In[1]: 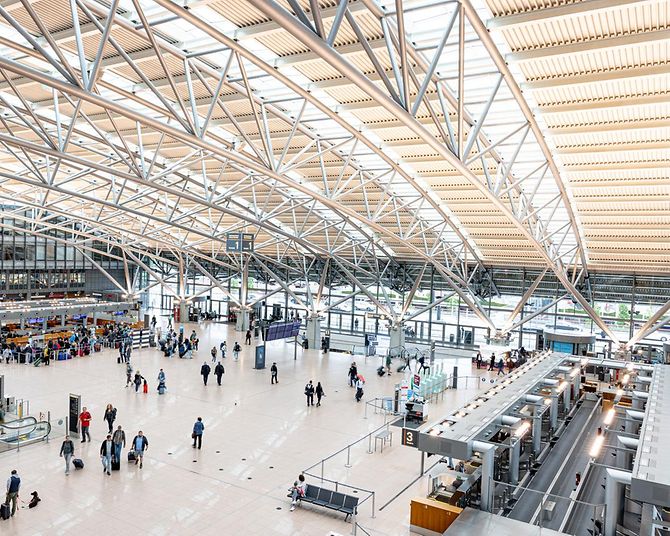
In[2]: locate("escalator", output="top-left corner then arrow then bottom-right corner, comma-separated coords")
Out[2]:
0,416 -> 52,451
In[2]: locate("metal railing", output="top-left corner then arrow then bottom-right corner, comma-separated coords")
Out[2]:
301,418 -> 399,520
353,522 -> 373,536
364,397 -> 396,420
299,471 -> 376,522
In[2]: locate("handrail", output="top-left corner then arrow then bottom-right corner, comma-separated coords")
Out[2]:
301,418 -> 394,519
354,522 -> 373,536
364,397 -> 396,420
303,419 -> 392,475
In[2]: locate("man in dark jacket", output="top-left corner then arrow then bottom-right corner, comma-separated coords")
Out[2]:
100,435 -> 114,475
201,362 -> 211,385
192,417 -> 205,449
304,381 -> 315,406
214,362 -> 225,386
5,469 -> 20,516
271,362 -> 278,384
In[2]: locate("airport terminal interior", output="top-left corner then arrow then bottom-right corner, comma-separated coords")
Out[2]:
0,0 -> 668,535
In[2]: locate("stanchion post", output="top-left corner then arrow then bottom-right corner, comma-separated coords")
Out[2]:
320,460 -> 324,483
345,446 -> 352,468
371,491 -> 376,518
367,433 -> 373,454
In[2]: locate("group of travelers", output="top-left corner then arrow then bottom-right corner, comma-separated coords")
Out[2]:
474,346 -> 529,376
157,326 -> 202,359
73,406 -> 149,475
303,380 -> 325,407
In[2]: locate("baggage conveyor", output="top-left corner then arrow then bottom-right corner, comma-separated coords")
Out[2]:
506,397 -> 603,533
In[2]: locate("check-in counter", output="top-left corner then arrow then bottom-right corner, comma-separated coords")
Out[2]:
428,463 -> 481,508
410,497 -> 463,536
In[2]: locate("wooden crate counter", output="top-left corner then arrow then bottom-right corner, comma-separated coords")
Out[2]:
410,497 -> 463,536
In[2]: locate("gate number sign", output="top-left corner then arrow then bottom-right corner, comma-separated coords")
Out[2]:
402,428 -> 417,447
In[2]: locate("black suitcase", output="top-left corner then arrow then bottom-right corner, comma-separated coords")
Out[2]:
1,503 -> 9,520
127,451 -> 136,462
73,458 -> 84,470
111,456 -> 120,471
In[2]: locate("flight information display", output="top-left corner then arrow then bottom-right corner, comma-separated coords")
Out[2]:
265,321 -> 301,342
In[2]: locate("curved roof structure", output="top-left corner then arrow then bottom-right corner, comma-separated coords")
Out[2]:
0,0 -> 667,341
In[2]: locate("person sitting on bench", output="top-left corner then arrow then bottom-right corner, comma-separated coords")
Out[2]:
289,474 -> 306,512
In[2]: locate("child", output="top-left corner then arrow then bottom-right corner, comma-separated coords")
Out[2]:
143,379 -> 148,394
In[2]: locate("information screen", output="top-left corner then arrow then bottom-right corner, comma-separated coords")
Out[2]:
68,394 -> 81,436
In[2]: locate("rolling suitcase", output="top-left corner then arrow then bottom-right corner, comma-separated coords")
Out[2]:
1,502 -> 10,520
127,450 -> 136,462
73,458 -> 84,470
111,456 -> 120,471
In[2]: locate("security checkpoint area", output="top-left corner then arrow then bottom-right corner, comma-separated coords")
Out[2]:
395,352 -> 669,536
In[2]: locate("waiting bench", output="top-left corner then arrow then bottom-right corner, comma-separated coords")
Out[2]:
293,485 -> 359,521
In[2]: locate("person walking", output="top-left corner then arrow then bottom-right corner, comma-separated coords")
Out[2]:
157,369 -> 167,394
488,353 -> 496,372
349,362 -> 358,387
100,434 -> 114,475
233,342 -> 241,360
355,377 -> 365,402
79,407 -> 92,443
214,362 -> 225,386
315,382 -> 325,407
192,417 -> 204,449
210,346 -> 217,363
112,425 -> 126,464
417,355 -> 429,374
220,341 -> 227,359
125,362 -> 133,388
133,371 -> 144,393
5,470 -> 20,517
201,362 -> 211,385
59,436 -> 75,475
245,329 -> 252,345
271,362 -> 278,384
103,404 -> 117,434
304,380 -> 315,407
476,351 -> 483,370
496,358 -> 505,376
131,431 -> 148,469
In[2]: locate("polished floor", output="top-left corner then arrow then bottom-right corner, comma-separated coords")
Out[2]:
0,320 -> 491,535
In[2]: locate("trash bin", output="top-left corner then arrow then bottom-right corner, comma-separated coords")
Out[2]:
254,326 -> 259,338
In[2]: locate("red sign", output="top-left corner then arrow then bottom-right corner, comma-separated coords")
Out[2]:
413,374 -> 421,387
